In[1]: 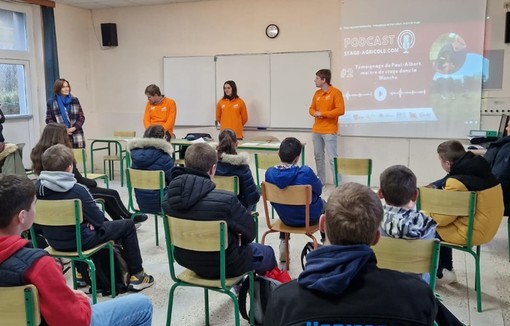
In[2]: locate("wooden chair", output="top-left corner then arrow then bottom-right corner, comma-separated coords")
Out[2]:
254,153 -> 281,191
163,216 -> 254,326
126,168 -> 165,246
417,187 -> 484,312
260,182 -> 319,270
103,130 -> 135,185
29,199 -> 116,304
73,148 -> 109,188
333,157 -> 372,187
0,284 -> 41,326
372,237 -> 441,292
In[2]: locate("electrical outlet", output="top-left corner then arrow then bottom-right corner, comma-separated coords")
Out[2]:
505,2 -> 510,9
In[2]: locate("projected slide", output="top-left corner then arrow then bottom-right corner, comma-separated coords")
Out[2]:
338,0 -> 487,138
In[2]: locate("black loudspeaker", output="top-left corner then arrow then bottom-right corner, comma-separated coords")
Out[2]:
506,12 -> 510,44
101,23 -> 118,47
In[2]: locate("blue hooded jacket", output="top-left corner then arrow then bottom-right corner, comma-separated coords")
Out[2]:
265,164 -> 323,226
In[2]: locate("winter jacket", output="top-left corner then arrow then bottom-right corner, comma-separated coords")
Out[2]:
381,205 -> 437,239
0,143 -> 26,175
0,236 -> 91,325
216,152 -> 260,209
128,137 -> 174,214
264,245 -> 437,326
430,152 -> 504,246
265,164 -> 323,226
162,166 -> 256,279
484,136 -> 510,216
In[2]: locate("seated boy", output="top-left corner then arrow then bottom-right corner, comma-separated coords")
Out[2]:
0,174 -> 153,326
36,144 -> 154,291
162,143 -> 276,278
431,140 -> 503,284
378,165 -> 437,240
265,137 -> 324,260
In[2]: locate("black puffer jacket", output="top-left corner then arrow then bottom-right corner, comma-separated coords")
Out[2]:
484,136 -> 510,216
162,166 -> 256,278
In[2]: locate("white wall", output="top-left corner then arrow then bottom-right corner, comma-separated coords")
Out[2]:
52,0 -> 510,186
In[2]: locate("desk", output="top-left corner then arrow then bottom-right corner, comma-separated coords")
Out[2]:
170,139 -> 306,165
89,137 -> 135,186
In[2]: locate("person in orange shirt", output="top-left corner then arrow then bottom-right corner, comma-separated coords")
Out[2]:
216,80 -> 248,140
309,69 -> 345,184
143,84 -> 177,140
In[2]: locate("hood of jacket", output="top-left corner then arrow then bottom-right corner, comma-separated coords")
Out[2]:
37,171 -> 76,194
128,137 -> 174,155
0,143 -> 18,161
220,152 -> 250,166
298,244 -> 373,296
266,164 -> 300,188
449,151 -> 500,191
381,205 -> 437,239
166,166 -> 216,210
0,236 -> 28,264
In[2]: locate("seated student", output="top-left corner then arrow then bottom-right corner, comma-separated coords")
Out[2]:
36,144 -> 155,292
265,137 -> 324,260
128,124 -> 174,213
0,174 -> 153,326
162,143 -> 276,278
379,165 -> 437,240
264,183 -> 438,325
215,128 -> 260,211
431,140 -> 503,284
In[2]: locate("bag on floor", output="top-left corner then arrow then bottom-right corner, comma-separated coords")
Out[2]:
238,275 -> 282,325
89,244 -> 129,296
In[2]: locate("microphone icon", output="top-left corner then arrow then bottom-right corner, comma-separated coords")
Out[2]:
402,34 -> 410,54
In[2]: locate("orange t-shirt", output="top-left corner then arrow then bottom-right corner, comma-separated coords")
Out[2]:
309,85 -> 345,134
143,97 -> 177,135
216,97 -> 248,139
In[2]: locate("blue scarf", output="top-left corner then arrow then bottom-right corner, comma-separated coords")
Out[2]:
56,94 -> 73,127
298,244 -> 373,296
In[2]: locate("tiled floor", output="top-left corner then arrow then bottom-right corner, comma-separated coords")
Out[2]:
87,178 -> 510,326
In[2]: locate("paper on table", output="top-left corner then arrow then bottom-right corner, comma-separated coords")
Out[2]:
191,138 -> 206,143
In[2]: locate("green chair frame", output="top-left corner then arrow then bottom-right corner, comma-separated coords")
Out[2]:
126,168 -> 165,246
417,187 -> 481,311
163,216 -> 254,326
0,284 -> 41,326
73,148 -> 109,188
29,199 -> 116,304
333,157 -> 372,187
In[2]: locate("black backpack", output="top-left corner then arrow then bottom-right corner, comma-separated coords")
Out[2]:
82,245 -> 129,296
238,275 -> 281,325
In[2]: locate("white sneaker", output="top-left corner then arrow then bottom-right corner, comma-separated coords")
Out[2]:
437,268 -> 457,286
279,240 -> 287,262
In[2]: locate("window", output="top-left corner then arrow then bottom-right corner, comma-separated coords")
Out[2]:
0,63 -> 28,115
0,8 -> 28,51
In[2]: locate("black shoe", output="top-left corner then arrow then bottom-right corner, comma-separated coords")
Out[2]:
133,214 -> 148,223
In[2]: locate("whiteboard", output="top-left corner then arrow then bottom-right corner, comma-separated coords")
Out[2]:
270,51 -> 331,129
163,56 -> 216,126
216,54 -> 271,128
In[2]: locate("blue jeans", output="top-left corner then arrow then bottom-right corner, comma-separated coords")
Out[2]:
91,293 -> 153,326
312,132 -> 338,184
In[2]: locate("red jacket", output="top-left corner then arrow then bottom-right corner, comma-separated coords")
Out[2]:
0,236 -> 91,326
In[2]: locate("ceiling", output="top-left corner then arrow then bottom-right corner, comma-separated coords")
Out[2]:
53,0 -> 211,10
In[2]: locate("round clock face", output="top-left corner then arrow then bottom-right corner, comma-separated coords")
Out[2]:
266,24 -> 279,39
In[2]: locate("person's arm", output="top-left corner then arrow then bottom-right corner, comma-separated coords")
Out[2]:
73,164 -> 97,188
45,99 -> 56,124
76,185 -> 105,228
143,102 -> 151,129
72,97 -> 85,130
320,90 -> 345,119
239,98 -> 248,126
25,256 -> 91,326
308,92 -> 317,117
308,167 -> 323,196
227,196 -> 256,244
163,99 -> 177,133
0,108 -> 5,123
215,100 -> 222,125
239,165 -> 260,206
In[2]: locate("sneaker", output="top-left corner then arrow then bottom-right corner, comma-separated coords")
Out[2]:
128,271 -> 154,292
437,268 -> 457,286
133,214 -> 148,223
279,240 -> 287,263
75,272 -> 88,288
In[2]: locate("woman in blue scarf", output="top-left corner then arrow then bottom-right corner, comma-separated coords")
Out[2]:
45,78 -> 86,148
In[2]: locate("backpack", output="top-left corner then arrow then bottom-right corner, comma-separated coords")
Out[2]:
82,244 -> 129,296
238,275 -> 282,325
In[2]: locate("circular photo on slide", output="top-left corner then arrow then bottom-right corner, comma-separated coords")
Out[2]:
430,33 -> 467,75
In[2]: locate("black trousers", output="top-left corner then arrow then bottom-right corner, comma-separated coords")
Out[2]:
89,186 -> 131,220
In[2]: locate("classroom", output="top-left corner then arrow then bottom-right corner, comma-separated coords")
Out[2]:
2,0 -> 510,324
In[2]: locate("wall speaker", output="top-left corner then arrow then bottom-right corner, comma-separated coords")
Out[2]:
101,23 -> 118,47
506,12 -> 510,44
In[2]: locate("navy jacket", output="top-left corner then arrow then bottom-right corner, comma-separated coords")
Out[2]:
484,136 -> 510,216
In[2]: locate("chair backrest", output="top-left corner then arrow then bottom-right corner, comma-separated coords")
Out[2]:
254,153 -> 281,189
33,199 -> 86,255
261,182 -> 312,228
212,175 -> 239,195
113,130 -> 136,137
372,237 -> 440,290
334,157 -> 372,187
125,168 -> 165,212
72,148 -> 88,176
163,216 -> 228,283
417,187 -> 477,247
0,284 -> 41,326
